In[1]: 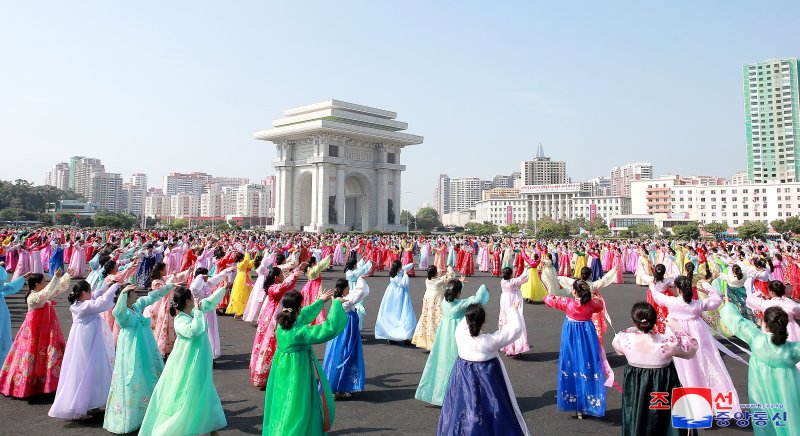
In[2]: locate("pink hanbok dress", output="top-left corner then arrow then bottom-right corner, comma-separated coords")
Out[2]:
499,269 -> 530,356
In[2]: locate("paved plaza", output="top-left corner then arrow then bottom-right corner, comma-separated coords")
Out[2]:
1,271 -> 753,435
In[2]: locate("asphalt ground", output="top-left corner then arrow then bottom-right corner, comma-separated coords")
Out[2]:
0,270 -> 754,435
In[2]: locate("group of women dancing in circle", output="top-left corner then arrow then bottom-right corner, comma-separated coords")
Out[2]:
0,228 -> 800,435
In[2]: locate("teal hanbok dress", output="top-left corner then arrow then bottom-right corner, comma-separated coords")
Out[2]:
0,267 -> 26,364
103,282 -> 172,434
720,303 -> 800,436
415,284 -> 489,406
139,286 -> 228,435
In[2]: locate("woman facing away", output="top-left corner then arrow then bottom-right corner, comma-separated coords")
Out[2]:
263,290 -> 347,436
0,268 -> 71,398
226,252 -> 253,318
299,254 -> 333,325
416,280 -> 490,406
103,281 -> 174,434
746,280 -> 800,369
49,279 -> 120,420
139,285 -> 228,436
612,302 -> 698,436
721,303 -> 800,436
323,277 -> 370,399
499,267 -> 530,356
437,302 -> 528,435
411,265 -> 454,351
374,261 -> 416,344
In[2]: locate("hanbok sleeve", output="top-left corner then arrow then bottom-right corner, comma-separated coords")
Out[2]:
0,276 -> 25,297
591,267 -> 618,291
85,283 -> 120,313
402,263 -> 414,273
295,298 -> 325,326
465,284 -> 490,306
611,331 -> 629,356
557,275 -> 575,290
343,279 -> 370,310
175,308 -> 208,338
544,295 -> 569,313
510,269 -> 530,287
356,260 -> 372,277
294,300 -> 347,346
269,273 -> 298,297
664,330 -> 699,360
745,293 -> 768,313
0,267 -> 7,283
135,282 -> 174,312
484,304 -> 523,350
112,288 -> 134,326
307,255 -> 332,281
649,287 -> 675,308
697,282 -> 722,311
199,286 -> 227,313
720,302 -> 759,346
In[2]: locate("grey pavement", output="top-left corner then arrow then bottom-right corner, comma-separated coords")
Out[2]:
0,271 -> 753,435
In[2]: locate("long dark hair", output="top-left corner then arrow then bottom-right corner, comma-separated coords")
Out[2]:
653,264 -> 666,282
264,267 -> 282,291
684,262 -> 695,278
580,267 -> 592,281
389,260 -> 401,278
631,302 -> 656,333
26,273 -> 45,300
150,262 -> 166,281
501,267 -> 513,280
444,279 -> 462,303
674,276 -> 693,304
427,265 -> 438,280
764,306 -> 789,346
169,286 -> 193,317
345,259 -> 357,272
67,280 -> 91,304
276,290 -> 303,330
732,264 -> 743,281
464,303 -> 485,337
305,256 -> 317,273
102,259 -> 117,277
573,280 -> 592,305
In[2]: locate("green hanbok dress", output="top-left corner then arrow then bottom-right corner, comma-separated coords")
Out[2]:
139,286 -> 228,436
103,282 -> 172,434
414,284 -> 490,406
263,299 -> 347,436
720,303 -> 800,436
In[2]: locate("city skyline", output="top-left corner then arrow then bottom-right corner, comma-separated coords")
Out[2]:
3,2 -> 800,210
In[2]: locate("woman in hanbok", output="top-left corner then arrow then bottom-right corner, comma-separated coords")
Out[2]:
323,277 -> 370,398
104,281 -> 174,434
263,289 -> 346,435
299,254 -> 332,325
626,244 -> 640,274
332,239 -> 345,266
519,247 -> 547,303
721,304 -> 800,436
477,240 -> 489,272
772,253 -> 785,283
612,303 -> 698,436
544,280 -> 606,419
635,247 -> 653,286
718,264 -> 753,322
68,238 -> 87,278
401,239 -> 416,277
446,241 -> 456,268
0,264 -> 27,364
640,264 -> 675,334
438,302 -> 528,435
411,265 -> 453,350
243,253 -> 271,322
135,243 -> 161,288
0,269 -> 70,398
10,245 -> 30,281
250,263 -> 306,388
491,243 -> 502,277
610,248 -> 624,284
572,248 -> 587,279
746,281 -> 800,369
499,267 -> 530,356
650,277 -> 740,412
139,285 -> 228,436
540,253 -> 568,297
458,241 -> 474,277
49,279 -> 119,420
588,247 -> 603,281
419,238 -> 430,270
416,281 -> 489,406
226,252 -> 253,318
374,261 -> 416,343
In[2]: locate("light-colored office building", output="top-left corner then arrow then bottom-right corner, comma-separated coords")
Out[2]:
571,196 -> 632,224
475,198 -> 531,226
520,144 -> 567,186
45,162 -> 70,191
163,172 -> 212,196
610,162 -> 652,197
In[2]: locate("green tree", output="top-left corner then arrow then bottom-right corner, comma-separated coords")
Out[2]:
594,227 -> 610,238
415,207 -> 442,230
502,223 -> 520,234
629,223 -> 659,238
77,216 -> 95,228
170,218 -> 189,230
464,221 -> 498,236
215,221 -> 230,231
39,213 -> 53,226
535,217 -> 570,239
671,222 -> 700,240
704,222 -> 728,238
400,210 -> 414,226
737,221 -> 768,240
0,208 -> 37,222
56,213 -> 75,226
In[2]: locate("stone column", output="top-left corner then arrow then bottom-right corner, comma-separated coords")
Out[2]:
336,165 -> 345,228
282,166 -> 294,227
310,164 -> 318,229
376,169 -> 387,228
393,170 -> 402,228
316,164 -> 328,230
274,167 -> 283,226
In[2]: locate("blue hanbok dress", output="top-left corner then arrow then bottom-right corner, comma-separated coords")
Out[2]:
49,245 -> 65,276
322,277 -> 370,393
374,264 -> 416,341
0,267 -> 26,363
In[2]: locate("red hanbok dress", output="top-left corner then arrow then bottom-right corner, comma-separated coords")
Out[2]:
491,247 -> 502,277
459,244 -> 475,276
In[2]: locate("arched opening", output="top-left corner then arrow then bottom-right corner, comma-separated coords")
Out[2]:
296,172 -> 313,229
344,174 -> 368,231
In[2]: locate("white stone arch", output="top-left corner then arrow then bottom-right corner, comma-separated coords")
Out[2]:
342,171 -> 372,232
294,170 -> 314,229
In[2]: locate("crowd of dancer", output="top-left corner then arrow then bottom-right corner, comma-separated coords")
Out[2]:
0,228 -> 799,435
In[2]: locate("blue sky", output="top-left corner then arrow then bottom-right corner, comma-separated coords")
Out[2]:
2,1 -> 799,211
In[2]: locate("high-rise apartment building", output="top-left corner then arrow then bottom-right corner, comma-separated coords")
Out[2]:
235,184 -> 271,217
435,174 -> 451,215
44,162 -> 70,191
122,173 -> 148,216
448,177 -> 484,212
163,172 -> 212,196
170,193 -> 201,218
89,172 -> 123,212
610,162 -> 653,196
744,58 -> 800,183
261,176 -> 276,208
520,144 -> 567,186
491,175 -> 513,189
71,157 -> 105,199
581,176 -> 612,197
144,190 -> 170,218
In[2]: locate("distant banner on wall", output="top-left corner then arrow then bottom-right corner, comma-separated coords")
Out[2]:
590,203 -> 597,221
507,205 -> 513,224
